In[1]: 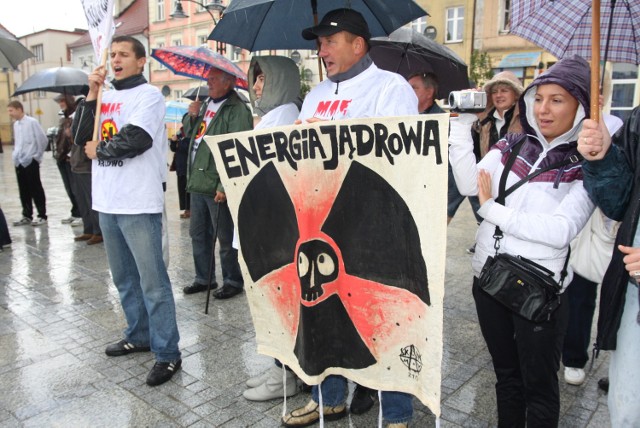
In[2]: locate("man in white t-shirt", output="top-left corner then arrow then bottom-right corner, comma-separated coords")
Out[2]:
72,36 -> 181,387
283,8 -> 418,428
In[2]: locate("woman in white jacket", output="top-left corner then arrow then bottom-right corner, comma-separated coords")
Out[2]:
449,55 -> 594,427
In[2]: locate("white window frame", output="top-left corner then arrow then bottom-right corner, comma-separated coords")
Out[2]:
32,44 -> 44,63
445,7 -> 464,43
499,0 -> 511,33
157,0 -> 165,21
610,63 -> 640,121
409,17 -> 428,34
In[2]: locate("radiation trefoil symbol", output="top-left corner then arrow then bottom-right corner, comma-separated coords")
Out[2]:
238,161 -> 430,376
101,119 -> 118,141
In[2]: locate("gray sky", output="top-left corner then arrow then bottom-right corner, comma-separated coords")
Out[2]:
3,0 -> 88,37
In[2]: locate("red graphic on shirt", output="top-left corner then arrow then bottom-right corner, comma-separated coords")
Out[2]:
101,119 -> 118,141
101,102 -> 123,115
312,99 -> 352,119
195,109 -> 215,140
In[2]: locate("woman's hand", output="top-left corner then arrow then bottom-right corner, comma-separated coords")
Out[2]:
618,245 -> 640,281
478,169 -> 492,205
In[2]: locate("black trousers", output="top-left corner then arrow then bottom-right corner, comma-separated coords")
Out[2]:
16,160 -> 46,220
0,207 -> 11,247
56,160 -> 81,218
561,273 -> 598,368
177,174 -> 190,211
473,277 -> 569,428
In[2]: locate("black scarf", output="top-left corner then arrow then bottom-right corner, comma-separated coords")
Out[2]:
111,74 -> 147,90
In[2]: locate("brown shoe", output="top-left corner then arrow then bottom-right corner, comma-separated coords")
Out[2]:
282,399 -> 346,427
74,234 -> 92,241
87,235 -> 103,245
180,210 -> 191,219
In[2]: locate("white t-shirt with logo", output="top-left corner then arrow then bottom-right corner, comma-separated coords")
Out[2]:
93,83 -> 167,214
298,63 -> 418,121
191,99 -> 224,162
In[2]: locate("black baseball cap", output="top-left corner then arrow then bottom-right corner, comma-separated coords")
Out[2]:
302,8 -> 371,41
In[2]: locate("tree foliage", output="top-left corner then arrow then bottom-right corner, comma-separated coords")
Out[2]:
470,50 -> 494,88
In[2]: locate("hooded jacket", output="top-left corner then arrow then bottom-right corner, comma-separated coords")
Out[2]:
248,56 -> 300,128
581,106 -> 640,351
449,55 -> 594,285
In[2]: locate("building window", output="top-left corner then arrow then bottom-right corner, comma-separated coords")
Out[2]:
157,0 -> 165,20
409,17 -> 428,34
32,44 -> 44,63
172,38 -> 182,46
175,90 -> 184,99
197,34 -> 208,46
445,7 -> 464,43
611,63 -> 639,121
500,0 -> 511,32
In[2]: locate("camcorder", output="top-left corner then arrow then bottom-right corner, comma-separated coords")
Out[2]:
448,90 -> 487,113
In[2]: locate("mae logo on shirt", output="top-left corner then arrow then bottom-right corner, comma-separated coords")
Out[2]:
195,109 -> 216,142
101,119 -> 118,141
313,99 -> 352,120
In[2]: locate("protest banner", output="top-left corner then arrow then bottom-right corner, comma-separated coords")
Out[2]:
206,114 -> 448,415
80,0 -> 115,140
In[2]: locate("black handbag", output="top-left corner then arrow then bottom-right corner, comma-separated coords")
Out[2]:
477,136 -> 580,322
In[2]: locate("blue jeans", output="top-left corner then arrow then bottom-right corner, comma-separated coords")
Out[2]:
190,193 -> 243,289
100,212 -> 181,362
311,376 -> 413,424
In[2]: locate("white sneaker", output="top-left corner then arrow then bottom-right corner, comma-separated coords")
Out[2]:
13,217 -> 31,226
70,218 -> 83,227
246,366 -> 279,388
31,217 -> 47,226
564,367 -> 586,385
243,367 -> 297,401
61,216 -> 80,224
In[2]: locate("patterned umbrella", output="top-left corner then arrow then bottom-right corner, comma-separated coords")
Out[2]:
151,46 -> 248,90
510,0 -> 640,121
511,0 -> 640,65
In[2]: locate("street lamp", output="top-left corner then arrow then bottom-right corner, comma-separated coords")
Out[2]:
170,0 -> 227,53
170,0 -> 226,23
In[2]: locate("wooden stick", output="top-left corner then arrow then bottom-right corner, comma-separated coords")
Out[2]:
591,0 -> 601,123
92,48 -> 109,141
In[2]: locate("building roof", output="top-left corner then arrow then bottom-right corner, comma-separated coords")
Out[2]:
68,0 -> 149,49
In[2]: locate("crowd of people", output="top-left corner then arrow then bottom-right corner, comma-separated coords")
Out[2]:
3,8 -> 639,428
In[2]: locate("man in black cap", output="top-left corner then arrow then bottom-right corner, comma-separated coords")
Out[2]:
283,8 -> 418,428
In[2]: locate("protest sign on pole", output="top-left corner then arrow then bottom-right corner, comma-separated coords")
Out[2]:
206,115 -> 449,417
80,0 -> 115,140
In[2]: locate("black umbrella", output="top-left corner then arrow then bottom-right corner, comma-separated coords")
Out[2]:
209,0 -> 427,51
369,28 -> 469,99
13,67 -> 89,96
183,85 -> 250,104
0,27 -> 33,70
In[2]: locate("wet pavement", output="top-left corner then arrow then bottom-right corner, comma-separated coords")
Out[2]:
0,151 -> 612,427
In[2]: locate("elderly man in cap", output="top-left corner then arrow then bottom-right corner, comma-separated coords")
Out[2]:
184,67 -> 252,299
283,8 -> 418,428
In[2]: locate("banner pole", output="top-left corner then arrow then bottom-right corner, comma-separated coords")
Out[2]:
92,48 -> 109,141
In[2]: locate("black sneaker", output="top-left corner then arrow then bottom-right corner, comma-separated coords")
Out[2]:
350,384 -> 377,415
146,359 -> 182,386
466,243 -> 476,254
105,339 -> 151,356
598,377 -> 609,393
183,282 -> 217,294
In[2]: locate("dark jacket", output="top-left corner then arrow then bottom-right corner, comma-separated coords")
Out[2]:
471,105 -> 520,161
582,106 -> 639,351
55,106 -> 76,161
186,91 -> 253,195
170,112 -> 197,176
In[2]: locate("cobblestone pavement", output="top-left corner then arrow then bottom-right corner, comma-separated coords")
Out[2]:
0,151 -> 611,427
